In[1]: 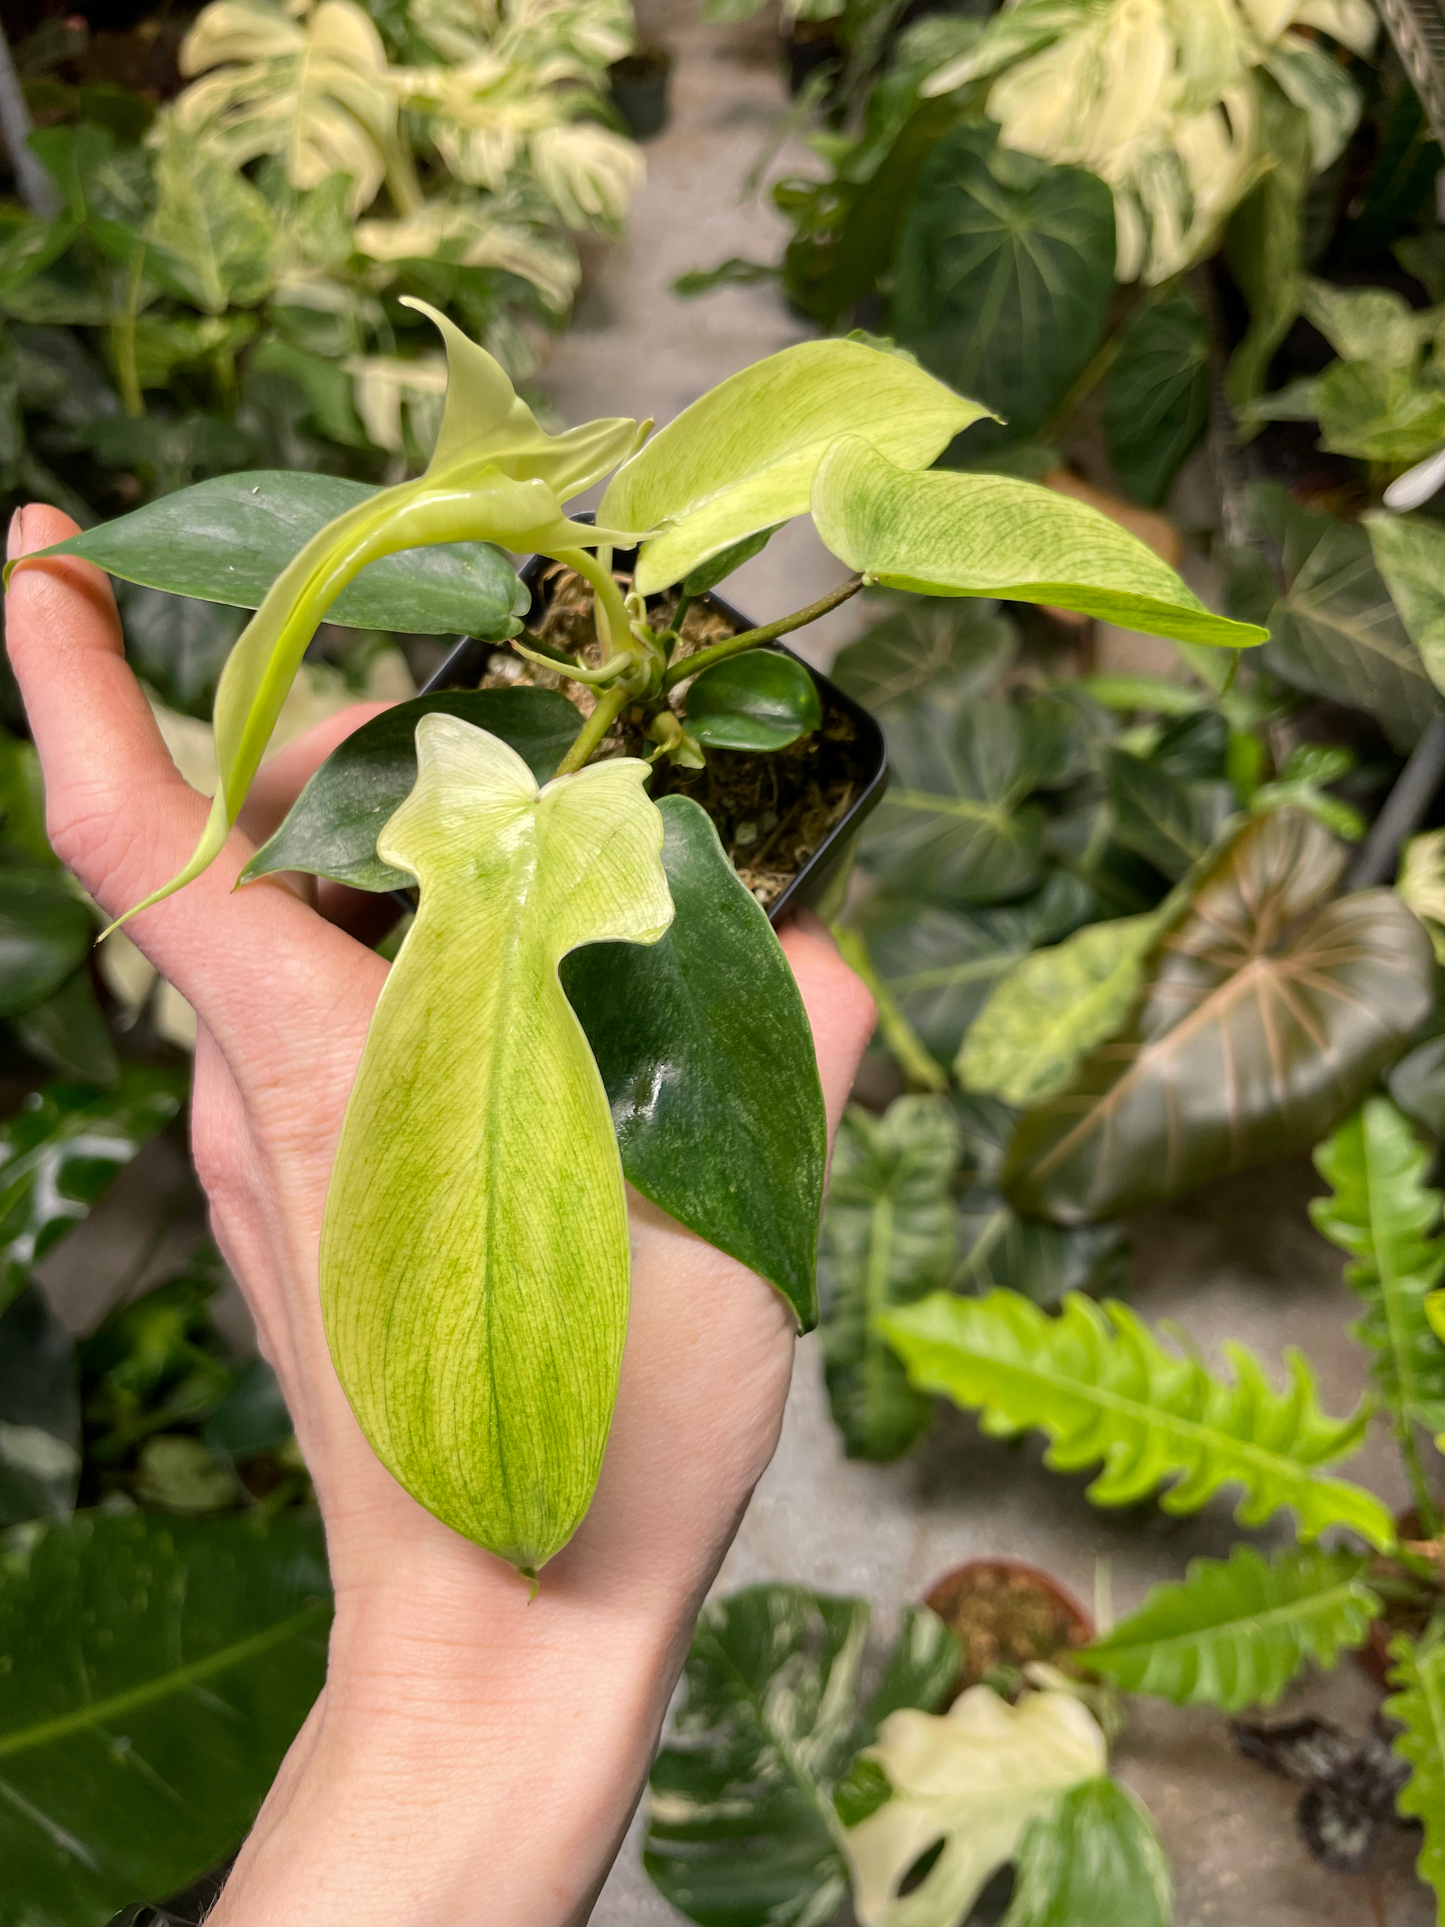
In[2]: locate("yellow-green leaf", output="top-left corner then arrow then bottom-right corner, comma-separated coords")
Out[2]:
811,437 -> 1267,650
320,716 -> 672,1572
600,338 -> 987,595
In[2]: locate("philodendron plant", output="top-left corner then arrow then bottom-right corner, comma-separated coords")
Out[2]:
10,305 -> 1265,1578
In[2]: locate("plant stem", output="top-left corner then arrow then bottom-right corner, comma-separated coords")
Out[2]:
553,683 -> 630,777
832,923 -> 949,1092
661,577 -> 863,692
556,547 -> 631,661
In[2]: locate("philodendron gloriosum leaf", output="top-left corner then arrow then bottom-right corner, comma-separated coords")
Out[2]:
1311,1098 -> 1445,1435
599,337 -> 987,594
45,301 -> 645,922
810,437 -> 1268,651
1078,1545 -> 1381,1713
879,1290 -> 1396,1549
320,717 -> 673,1572
1386,1633 -> 1445,1909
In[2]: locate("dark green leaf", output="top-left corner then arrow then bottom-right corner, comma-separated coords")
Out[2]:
0,731 -> 51,865
1005,811 -> 1435,1222
116,580 -> 248,717
829,598 -> 1016,712
890,118 -> 1115,448
1253,486 -> 1439,752
644,1585 -> 956,1927
1103,295 -> 1210,507
956,1191 -> 1128,1306
13,965 -> 121,1086
0,1284 -> 79,1525
243,689 -> 582,891
0,858 -> 94,1018
681,525 -> 779,596
1001,1778 -> 1171,1927
1148,707 -> 1229,783
1389,1033 -> 1445,1136
1105,748 -> 1235,881
87,413 -> 254,496
0,1068 -> 186,1313
206,1357 -> 292,1458
819,1097 -> 959,1461
1225,93 -> 1313,415
0,1508 -> 330,1925
33,471 -> 530,639
685,650 -> 822,752
861,694 -> 1088,906
563,797 -> 827,1328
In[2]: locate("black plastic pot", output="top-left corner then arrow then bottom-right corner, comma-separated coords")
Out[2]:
607,46 -> 671,141
419,548 -> 888,927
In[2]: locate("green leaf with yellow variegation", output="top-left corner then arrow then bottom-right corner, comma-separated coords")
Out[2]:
320,716 -> 673,1573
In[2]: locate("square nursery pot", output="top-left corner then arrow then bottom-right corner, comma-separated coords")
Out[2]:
419,544 -> 888,926
606,45 -> 672,142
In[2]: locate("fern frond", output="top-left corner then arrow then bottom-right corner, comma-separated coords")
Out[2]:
1386,1632 -> 1445,1908
1312,1098 -> 1445,1432
878,1290 -> 1396,1549
1079,1545 -> 1380,1712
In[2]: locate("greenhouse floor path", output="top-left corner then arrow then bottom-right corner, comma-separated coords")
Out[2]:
564,8 -> 1434,1925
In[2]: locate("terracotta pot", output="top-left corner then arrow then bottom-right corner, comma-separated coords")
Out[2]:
923,1558 -> 1095,1701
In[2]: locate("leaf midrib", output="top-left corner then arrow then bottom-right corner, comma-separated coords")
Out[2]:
1088,1575 -> 1371,1667
0,1601 -> 328,1758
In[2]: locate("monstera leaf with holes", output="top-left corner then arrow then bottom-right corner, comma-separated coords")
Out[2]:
644,1584 -> 959,1927
1003,810 -> 1434,1224
861,694 -> 1088,908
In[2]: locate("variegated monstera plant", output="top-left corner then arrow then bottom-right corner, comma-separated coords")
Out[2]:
12,314 -> 1264,1577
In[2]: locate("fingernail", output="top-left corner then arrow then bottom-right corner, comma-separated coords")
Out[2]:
6,508 -> 25,562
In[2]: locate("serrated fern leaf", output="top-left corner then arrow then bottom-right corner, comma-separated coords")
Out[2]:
1386,1632 -> 1445,1908
878,1290 -> 1396,1550
1079,1544 -> 1380,1712
1312,1097 -> 1445,1433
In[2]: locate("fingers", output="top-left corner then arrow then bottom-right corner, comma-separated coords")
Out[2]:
777,911 -> 876,1136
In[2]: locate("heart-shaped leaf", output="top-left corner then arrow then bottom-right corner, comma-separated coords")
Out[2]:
1104,747 -> 1236,882
890,117 -> 1116,449
0,1285 -> 80,1526
819,1097 -> 960,1462
38,471 -> 530,637
829,598 -> 1016,712
644,1585 -> 959,1927
861,694 -> 1087,907
561,795 -> 826,1328
0,1069 -> 186,1314
1004,811 -> 1435,1223
683,648 -> 821,752
0,857 -> 95,1017
600,337 -> 986,594
1250,485 -> 1440,751
813,437 -> 1266,650
0,1508 -> 329,1926
1103,295 -> 1210,509
243,688 -> 582,890
321,718 -> 672,1572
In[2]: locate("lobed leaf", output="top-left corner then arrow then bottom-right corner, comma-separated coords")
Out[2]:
1386,1633 -> 1445,1909
879,1288 -> 1396,1548
1311,1098 -> 1445,1434
599,337 -> 986,594
1000,1777 -> 1172,1927
819,1098 -> 960,1462
320,717 -> 672,1571
812,436 -> 1265,650
1079,1545 -> 1381,1713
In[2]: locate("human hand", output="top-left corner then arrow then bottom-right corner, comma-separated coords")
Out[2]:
6,505 -> 875,1926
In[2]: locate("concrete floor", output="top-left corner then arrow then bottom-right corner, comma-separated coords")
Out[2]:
563,8 -> 1436,1925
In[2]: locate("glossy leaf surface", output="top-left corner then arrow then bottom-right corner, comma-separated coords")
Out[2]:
0,1508 -> 329,1927
813,437 -> 1265,650
645,1585 -> 958,1927
1312,1098 -> 1445,1434
1000,1778 -> 1172,1927
846,1685 -> 1107,1927
1080,1545 -> 1380,1713
243,687 -> 582,890
880,1289 -> 1395,1548
600,337 -> 986,594
819,1098 -> 959,1462
861,694 -> 1085,907
1005,812 -> 1434,1223
562,796 -> 825,1325
829,598 -> 1016,713
890,118 -> 1115,448
0,857 -> 94,1018
1103,294 -> 1210,508
34,471 -> 529,636
321,718 -> 672,1570
0,1069 -> 186,1314
1387,1634 -> 1445,1909
0,1284 -> 80,1526
683,649 -> 822,752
